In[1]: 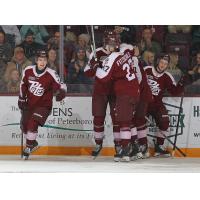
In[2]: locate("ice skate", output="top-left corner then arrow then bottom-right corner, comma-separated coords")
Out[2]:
154,143 -> 171,157
92,144 -> 103,159
114,145 -> 122,162
137,144 -> 150,159
130,141 -> 140,161
120,144 -> 131,162
23,141 -> 39,160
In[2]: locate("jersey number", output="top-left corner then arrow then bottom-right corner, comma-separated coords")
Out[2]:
123,59 -> 136,81
103,65 -> 110,72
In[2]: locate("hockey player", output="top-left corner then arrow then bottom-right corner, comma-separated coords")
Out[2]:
133,66 -> 153,160
136,54 -> 188,157
84,30 -> 121,158
96,43 -> 140,162
118,43 -> 153,161
18,50 -> 66,159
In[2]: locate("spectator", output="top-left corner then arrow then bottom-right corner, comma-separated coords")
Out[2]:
167,50 -> 182,82
6,68 -> 20,93
114,25 -> 136,44
191,26 -> 200,56
47,31 -> 60,50
168,25 -> 192,34
64,32 -> 77,68
76,33 -> 91,59
0,25 -> 21,47
20,25 -> 49,45
0,60 -> 6,79
186,52 -> 200,94
19,29 -> 43,62
0,30 -> 12,64
0,77 -> 6,93
48,48 -> 58,72
4,47 -> 32,83
65,31 -> 77,44
138,27 -> 161,56
188,52 -> 200,75
142,50 -> 155,66
68,47 -> 93,92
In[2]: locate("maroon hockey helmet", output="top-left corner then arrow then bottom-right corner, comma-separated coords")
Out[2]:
103,30 -> 121,50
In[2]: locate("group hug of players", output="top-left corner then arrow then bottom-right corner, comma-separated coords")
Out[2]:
84,30 -> 197,162
17,29 -> 197,160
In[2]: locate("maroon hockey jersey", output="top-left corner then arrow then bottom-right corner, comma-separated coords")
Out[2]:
19,65 -> 63,109
96,45 -> 140,97
144,66 -> 184,103
84,47 -> 114,95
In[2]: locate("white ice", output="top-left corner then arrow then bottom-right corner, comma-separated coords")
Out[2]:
0,155 -> 199,172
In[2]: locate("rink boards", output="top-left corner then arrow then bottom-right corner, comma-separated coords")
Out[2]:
0,96 -> 200,157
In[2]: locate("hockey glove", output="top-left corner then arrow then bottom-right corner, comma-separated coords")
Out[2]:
18,97 -> 28,110
56,83 -> 67,101
89,57 -> 101,69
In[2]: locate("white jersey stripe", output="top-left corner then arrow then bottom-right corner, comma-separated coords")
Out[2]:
96,52 -> 120,79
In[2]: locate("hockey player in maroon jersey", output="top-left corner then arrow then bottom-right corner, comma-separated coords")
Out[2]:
136,54 -> 188,157
133,63 -> 153,160
84,30 -> 121,158
96,43 -> 140,162
119,43 -> 153,161
18,50 -> 66,159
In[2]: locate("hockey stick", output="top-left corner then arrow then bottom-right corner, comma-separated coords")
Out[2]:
158,130 -> 186,157
172,94 -> 185,157
21,131 -> 23,158
90,25 -> 97,60
20,110 -> 24,158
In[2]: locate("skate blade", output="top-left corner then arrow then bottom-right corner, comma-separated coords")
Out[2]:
114,157 -> 121,162
130,156 -> 138,161
91,148 -> 102,159
93,155 -> 98,160
92,152 -> 100,160
141,154 -> 150,159
136,152 -> 143,159
120,156 -> 130,162
154,153 -> 171,158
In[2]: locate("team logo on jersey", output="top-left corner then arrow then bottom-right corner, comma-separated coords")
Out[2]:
147,76 -> 161,96
29,80 -> 45,96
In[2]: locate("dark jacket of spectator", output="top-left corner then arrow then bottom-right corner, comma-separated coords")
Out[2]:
67,47 -> 92,84
19,29 -> 44,62
0,30 -> 12,64
20,25 -> 49,45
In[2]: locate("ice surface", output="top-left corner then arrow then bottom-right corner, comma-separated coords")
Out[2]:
0,155 -> 199,173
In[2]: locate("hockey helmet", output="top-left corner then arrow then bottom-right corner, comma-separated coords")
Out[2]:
36,49 -> 48,58
155,53 -> 170,73
103,30 -> 120,51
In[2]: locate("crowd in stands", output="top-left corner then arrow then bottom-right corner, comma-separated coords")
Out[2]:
0,25 -> 200,94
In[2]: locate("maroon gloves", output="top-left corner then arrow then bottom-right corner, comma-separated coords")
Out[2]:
18,97 -> 28,110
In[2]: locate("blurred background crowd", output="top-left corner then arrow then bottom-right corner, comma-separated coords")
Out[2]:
0,25 -> 200,95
